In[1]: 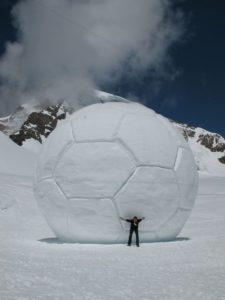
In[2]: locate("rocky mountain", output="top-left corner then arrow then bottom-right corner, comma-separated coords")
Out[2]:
9,103 -> 73,146
0,91 -> 128,147
173,121 -> 225,176
0,102 -> 42,135
0,91 -> 224,176
174,122 -> 225,162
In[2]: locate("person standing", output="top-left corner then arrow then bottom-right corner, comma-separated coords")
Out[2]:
120,216 -> 145,247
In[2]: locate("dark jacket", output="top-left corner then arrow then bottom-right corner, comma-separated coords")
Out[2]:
126,218 -> 142,230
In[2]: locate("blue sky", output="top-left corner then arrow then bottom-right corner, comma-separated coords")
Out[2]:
104,0 -> 225,135
0,0 -> 225,135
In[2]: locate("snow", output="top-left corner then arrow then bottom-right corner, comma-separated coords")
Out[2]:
71,103 -> 126,142
117,112 -> 178,167
189,137 -> 225,177
174,123 -> 225,177
56,108 -> 65,117
174,148 -> 199,209
0,132 -> 37,176
36,121 -> 74,181
55,142 -> 136,199
24,123 -> 37,129
95,90 -> 130,103
34,102 -> 198,243
22,139 -> 42,154
0,171 -> 225,299
41,110 -> 52,116
0,116 -> 10,121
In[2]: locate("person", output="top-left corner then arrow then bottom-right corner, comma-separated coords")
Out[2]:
120,216 -> 145,247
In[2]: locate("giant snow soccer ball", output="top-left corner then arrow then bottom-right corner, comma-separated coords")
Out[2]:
34,102 -> 198,243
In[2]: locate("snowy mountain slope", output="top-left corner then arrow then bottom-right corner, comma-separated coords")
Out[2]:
174,122 -> 225,176
0,132 -> 36,176
0,102 -> 42,135
9,103 -> 71,146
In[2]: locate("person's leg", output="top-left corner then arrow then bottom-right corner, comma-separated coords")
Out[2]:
135,229 -> 139,247
128,229 -> 133,246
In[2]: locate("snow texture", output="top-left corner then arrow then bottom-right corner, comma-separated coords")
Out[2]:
34,102 -> 198,243
174,123 -> 225,176
0,132 -> 36,176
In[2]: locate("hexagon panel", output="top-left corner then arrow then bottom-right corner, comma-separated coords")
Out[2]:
157,208 -> 191,241
54,142 -> 136,198
117,113 -> 178,168
34,179 -> 69,240
115,166 -> 180,232
174,147 -> 199,210
37,122 -> 74,181
71,103 -> 125,142
156,114 -> 189,150
67,198 -> 122,243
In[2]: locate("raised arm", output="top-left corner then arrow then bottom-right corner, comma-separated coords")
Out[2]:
120,217 -> 132,222
138,217 -> 145,223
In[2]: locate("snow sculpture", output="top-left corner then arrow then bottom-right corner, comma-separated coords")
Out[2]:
34,102 -> 198,243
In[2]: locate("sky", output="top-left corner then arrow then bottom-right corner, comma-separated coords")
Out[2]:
0,0 -> 224,136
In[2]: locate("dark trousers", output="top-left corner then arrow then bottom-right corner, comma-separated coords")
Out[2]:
128,228 -> 139,246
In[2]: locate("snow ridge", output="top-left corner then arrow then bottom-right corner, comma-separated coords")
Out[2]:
173,122 -> 225,176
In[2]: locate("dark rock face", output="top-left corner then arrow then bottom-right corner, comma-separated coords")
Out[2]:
219,156 -> 225,164
0,123 -> 7,131
182,128 -> 196,141
10,104 -> 71,146
197,134 -> 225,152
0,103 -> 43,136
173,121 -> 225,166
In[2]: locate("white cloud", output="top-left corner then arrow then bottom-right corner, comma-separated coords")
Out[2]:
0,0 -> 184,114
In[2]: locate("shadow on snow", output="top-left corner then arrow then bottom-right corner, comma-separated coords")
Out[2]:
38,237 -> 190,245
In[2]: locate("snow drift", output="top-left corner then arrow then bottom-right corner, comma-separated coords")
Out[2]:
0,132 -> 36,176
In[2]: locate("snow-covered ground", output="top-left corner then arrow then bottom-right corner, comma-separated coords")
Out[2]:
0,132 -> 37,176
0,169 -> 225,299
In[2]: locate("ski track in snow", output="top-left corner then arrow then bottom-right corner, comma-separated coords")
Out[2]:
0,174 -> 225,300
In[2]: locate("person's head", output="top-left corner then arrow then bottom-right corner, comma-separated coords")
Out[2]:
133,216 -> 138,221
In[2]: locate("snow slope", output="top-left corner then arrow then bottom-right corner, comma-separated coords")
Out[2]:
174,123 -> 225,177
189,136 -> 225,177
0,169 -> 225,299
0,132 -> 37,176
